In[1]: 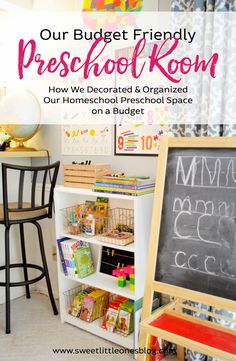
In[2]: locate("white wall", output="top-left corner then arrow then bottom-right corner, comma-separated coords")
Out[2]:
159,0 -> 171,11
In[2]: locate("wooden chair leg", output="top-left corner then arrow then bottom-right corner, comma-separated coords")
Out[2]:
19,223 -> 30,299
5,226 -> 11,334
34,221 -> 58,315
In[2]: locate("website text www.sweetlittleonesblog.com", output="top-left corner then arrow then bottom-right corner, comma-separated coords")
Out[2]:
52,346 -> 176,356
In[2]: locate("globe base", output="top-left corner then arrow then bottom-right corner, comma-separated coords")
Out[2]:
6,144 -> 37,152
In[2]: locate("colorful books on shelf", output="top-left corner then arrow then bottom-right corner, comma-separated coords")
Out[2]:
57,237 -> 94,278
57,237 -> 69,275
74,246 -> 95,278
92,176 -> 155,196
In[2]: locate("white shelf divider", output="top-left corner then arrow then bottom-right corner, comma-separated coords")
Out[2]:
61,272 -> 136,300
62,233 -> 135,253
55,186 -> 137,201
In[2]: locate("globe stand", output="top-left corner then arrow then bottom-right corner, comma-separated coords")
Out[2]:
6,142 -> 37,152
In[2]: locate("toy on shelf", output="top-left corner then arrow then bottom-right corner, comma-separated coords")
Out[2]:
112,267 -> 127,287
116,224 -> 133,233
84,214 -> 95,235
94,197 -> 109,234
112,265 -> 135,291
123,265 -> 135,292
62,197 -> 109,237
67,206 -> 82,235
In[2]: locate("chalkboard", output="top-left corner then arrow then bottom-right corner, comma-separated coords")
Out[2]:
155,147 -> 236,301
99,246 -> 134,277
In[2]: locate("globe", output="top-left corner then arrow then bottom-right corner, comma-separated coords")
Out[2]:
2,124 -> 40,150
0,90 -> 41,151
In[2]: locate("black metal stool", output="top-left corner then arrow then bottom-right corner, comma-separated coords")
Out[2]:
0,161 -> 60,333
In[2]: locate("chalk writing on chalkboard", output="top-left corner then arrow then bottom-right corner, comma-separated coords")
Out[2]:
155,149 -> 236,301
176,156 -> 236,188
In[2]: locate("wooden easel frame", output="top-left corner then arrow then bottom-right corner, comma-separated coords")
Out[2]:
138,136 -> 236,361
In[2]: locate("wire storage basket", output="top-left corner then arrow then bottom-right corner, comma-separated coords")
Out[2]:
62,204 -> 108,236
63,286 -> 112,321
63,285 -> 91,316
98,208 -> 134,246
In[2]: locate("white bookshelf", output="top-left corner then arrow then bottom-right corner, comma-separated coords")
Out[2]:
54,186 -> 154,350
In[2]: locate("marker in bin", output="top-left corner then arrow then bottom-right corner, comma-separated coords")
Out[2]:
72,160 -> 91,165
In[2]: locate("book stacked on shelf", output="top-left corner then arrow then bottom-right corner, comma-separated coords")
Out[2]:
57,237 -> 95,278
93,175 -> 155,196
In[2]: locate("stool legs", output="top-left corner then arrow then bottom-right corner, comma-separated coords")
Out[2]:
34,221 -> 58,315
19,224 -> 31,299
5,226 -> 11,334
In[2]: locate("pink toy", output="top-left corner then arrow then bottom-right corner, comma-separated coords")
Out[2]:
112,268 -> 127,277
123,265 -> 135,275
112,265 -> 135,290
112,267 -> 127,287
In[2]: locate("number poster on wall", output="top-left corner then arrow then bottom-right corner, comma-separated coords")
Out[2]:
115,124 -> 169,156
61,125 -> 112,155
115,43 -> 170,155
